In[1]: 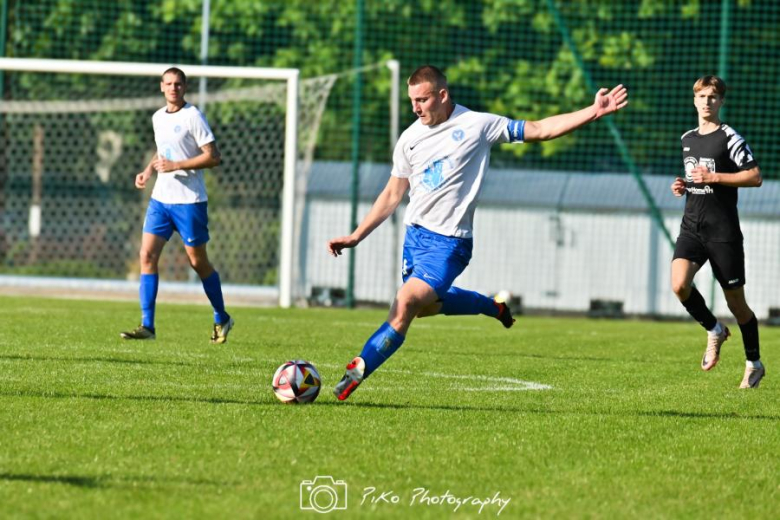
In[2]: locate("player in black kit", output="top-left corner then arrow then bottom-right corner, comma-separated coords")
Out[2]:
670,75 -> 765,388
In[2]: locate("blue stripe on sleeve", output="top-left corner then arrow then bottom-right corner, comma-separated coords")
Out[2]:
507,119 -> 525,142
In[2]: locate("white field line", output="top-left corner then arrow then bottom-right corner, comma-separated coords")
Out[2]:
319,363 -> 552,392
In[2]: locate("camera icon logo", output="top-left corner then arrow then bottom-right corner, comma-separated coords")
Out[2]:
299,476 -> 348,513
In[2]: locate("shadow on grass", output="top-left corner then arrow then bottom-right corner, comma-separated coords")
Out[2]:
0,354 -> 219,368
0,389 -> 270,407
0,472 -> 233,489
320,401 -> 780,421
0,473 -> 100,488
2,390 -> 778,422
635,410 -> 778,420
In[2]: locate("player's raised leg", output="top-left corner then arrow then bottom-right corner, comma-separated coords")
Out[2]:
184,243 -> 233,344
334,277 -> 437,401
205,271 -> 234,344
176,201 -> 233,344
121,232 -> 166,340
416,286 -> 515,328
671,257 -> 729,370
399,225 -> 513,327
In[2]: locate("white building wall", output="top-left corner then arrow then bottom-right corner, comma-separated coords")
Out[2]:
302,199 -> 780,319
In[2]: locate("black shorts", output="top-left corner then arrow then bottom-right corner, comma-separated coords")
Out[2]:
673,232 -> 745,289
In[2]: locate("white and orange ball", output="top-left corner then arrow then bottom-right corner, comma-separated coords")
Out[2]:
272,360 -> 321,404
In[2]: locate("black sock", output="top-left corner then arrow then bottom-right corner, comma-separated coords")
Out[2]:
738,314 -> 760,362
681,287 -> 717,330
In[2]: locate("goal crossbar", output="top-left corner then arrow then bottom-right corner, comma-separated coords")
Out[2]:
0,57 -> 298,80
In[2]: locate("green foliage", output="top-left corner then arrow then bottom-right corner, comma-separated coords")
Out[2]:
8,0 -> 780,173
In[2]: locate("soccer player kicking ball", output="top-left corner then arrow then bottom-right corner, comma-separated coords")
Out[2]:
671,75 -> 764,388
327,65 -> 628,400
121,67 -> 234,344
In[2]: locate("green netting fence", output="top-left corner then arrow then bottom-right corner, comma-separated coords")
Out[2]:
2,0 -> 780,317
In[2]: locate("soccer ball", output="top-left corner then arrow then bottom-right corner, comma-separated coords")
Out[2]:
272,360 -> 321,404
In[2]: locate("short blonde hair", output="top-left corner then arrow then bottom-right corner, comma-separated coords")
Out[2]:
408,65 -> 447,90
693,75 -> 726,97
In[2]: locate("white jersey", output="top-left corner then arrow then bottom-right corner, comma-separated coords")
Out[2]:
150,102 -> 215,204
391,104 -> 523,238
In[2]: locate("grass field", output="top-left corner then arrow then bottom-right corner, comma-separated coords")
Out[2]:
0,295 -> 777,519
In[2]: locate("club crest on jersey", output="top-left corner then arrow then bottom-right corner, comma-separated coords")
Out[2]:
683,157 -> 698,182
421,157 -> 451,192
684,156 -> 715,183
452,129 -> 465,142
174,125 -> 182,133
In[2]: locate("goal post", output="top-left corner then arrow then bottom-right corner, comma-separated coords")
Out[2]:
0,57 -> 310,308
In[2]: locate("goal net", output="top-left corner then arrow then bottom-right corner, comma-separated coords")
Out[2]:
0,58 -> 337,307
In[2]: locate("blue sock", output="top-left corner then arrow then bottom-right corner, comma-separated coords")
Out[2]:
439,286 -> 498,317
201,271 -> 229,324
359,322 -> 405,378
140,273 -> 159,330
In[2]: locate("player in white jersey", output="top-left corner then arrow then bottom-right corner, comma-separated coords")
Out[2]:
328,65 -> 628,400
121,67 -> 234,344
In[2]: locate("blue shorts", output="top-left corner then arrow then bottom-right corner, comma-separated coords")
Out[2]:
401,225 -> 472,298
143,199 -> 210,246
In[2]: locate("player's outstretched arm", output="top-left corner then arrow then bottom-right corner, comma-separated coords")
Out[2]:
154,141 -> 222,173
327,176 -> 409,257
523,84 -> 628,142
